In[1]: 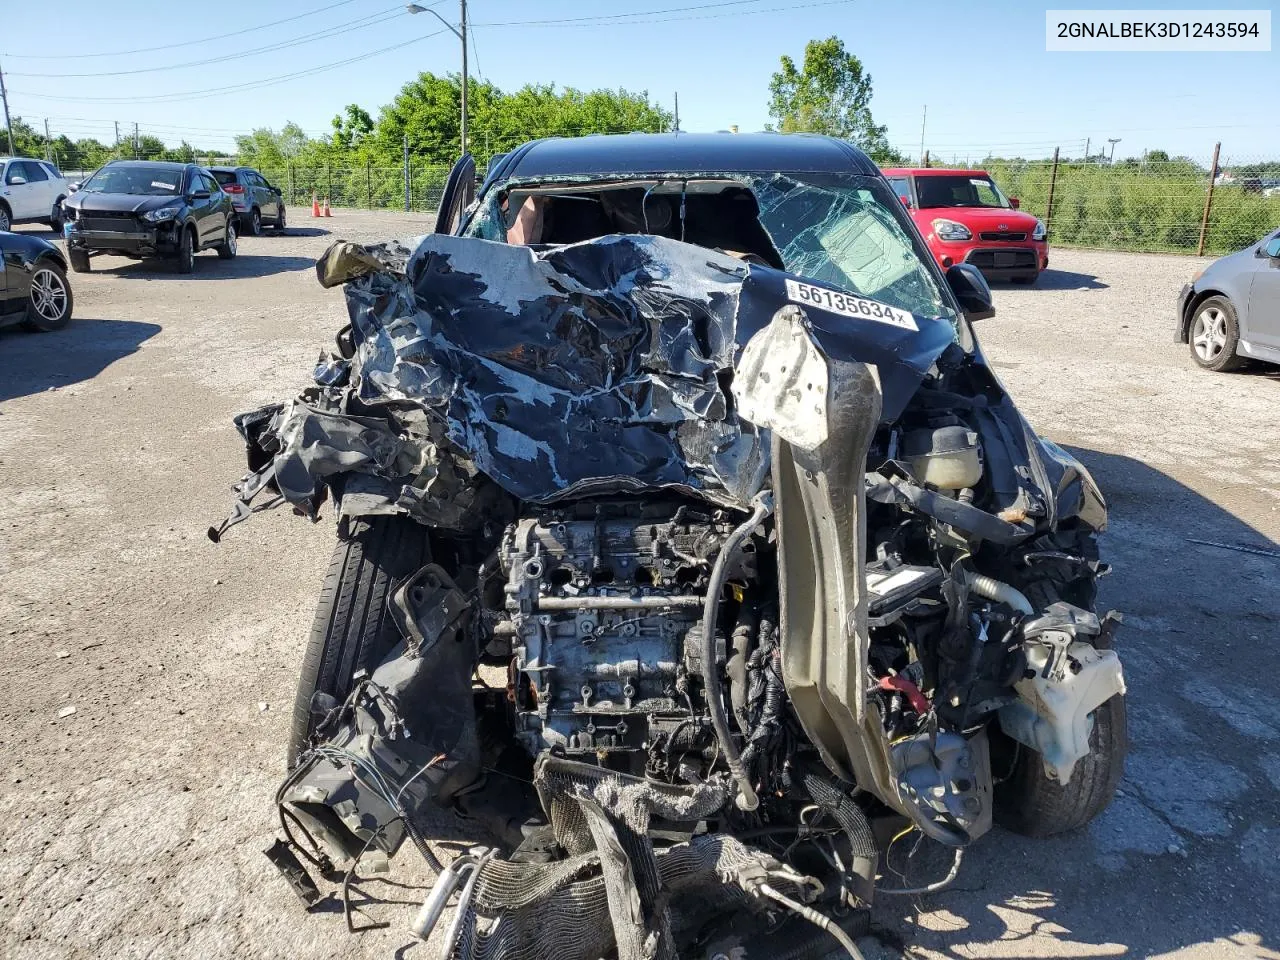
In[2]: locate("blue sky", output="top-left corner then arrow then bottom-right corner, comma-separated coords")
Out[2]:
2,0 -> 1277,164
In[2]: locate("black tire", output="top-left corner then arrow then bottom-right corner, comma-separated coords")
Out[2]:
49,199 -> 66,233
287,516 -> 432,766
21,261 -> 73,332
1189,295 -> 1245,372
274,206 -> 287,233
216,218 -> 237,259
176,225 -> 195,273
68,248 -> 91,273
994,683 -> 1127,837
0,203 -> 11,233
247,207 -> 262,237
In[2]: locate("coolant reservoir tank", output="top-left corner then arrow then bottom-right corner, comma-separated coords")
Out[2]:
902,424 -> 983,490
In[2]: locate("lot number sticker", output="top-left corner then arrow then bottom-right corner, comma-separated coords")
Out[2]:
785,279 -> 918,331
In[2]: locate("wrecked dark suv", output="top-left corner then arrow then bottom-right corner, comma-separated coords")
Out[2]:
214,133 -> 1126,958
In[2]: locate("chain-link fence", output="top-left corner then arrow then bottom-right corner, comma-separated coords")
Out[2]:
976,152 -> 1280,256
257,163 -> 453,215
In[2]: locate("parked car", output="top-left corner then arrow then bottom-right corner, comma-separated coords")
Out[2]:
0,157 -> 72,233
882,167 -> 1048,284
61,160 -> 236,274
214,134 -> 1125,957
208,165 -> 286,236
1176,228 -> 1280,371
0,230 -> 73,332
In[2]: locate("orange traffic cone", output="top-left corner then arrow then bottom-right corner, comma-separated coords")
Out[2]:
323,197 -> 332,217
311,193 -> 321,217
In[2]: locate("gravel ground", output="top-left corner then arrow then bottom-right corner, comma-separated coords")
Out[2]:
1,211 -> 1277,960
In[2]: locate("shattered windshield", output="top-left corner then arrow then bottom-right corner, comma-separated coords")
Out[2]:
465,171 -> 954,325
750,174 -> 953,321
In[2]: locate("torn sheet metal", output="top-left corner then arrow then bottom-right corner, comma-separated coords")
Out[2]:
216,229 -> 959,533
346,233 -> 952,503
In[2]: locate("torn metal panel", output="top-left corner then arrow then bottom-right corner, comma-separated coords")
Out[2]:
334,230 -> 957,509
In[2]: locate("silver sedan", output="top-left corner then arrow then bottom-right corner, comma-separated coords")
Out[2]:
1176,229 -> 1280,371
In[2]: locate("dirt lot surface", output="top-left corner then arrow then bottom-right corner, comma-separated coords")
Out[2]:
2,211 -> 1278,960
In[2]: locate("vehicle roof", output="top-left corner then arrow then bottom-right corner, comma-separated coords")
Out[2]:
209,165 -> 253,172
103,159 -> 191,169
1,156 -> 57,163
881,168 -> 992,178
492,132 -> 880,180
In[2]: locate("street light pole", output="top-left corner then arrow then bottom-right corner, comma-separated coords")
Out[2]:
1107,138 -> 1121,164
407,2 -> 468,155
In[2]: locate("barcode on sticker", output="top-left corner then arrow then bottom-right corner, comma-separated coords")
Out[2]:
785,279 -> 918,331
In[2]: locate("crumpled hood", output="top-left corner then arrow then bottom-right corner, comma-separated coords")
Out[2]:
321,231 -> 958,508
64,192 -> 180,214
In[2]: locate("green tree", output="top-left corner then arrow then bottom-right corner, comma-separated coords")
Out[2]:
332,104 -> 374,152
767,37 -> 904,164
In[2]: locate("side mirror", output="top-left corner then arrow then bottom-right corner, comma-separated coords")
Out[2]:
190,190 -> 212,200
69,182 -> 81,193
1261,237 -> 1280,259
1008,197 -> 1020,209
8,175 -> 27,186
946,263 -> 996,321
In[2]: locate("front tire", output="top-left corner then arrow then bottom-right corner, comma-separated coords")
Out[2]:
994,693 -> 1126,837
49,200 -> 66,233
246,207 -> 262,237
68,248 -> 91,273
22,262 -> 73,332
287,516 -> 433,766
1189,296 -> 1245,371
176,225 -> 195,274
0,203 -> 11,233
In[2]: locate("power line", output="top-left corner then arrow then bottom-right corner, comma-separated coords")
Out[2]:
5,8 -> 407,78
473,0 -> 854,28
0,0 -> 362,59
10,31 -> 447,105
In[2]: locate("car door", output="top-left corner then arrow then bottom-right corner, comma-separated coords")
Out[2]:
1246,233 -> 1280,350
3,161 -> 43,219
433,154 -> 476,235
250,171 -> 276,220
187,170 -> 218,247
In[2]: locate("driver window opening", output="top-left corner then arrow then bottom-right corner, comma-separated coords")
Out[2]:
498,181 -> 786,270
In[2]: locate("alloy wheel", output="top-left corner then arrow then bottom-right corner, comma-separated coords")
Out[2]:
0,207 -> 10,232
1192,306 -> 1227,361
227,221 -> 237,255
30,268 -> 68,323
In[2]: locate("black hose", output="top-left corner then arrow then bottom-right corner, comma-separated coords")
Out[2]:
802,769 -> 878,906
700,493 -> 773,812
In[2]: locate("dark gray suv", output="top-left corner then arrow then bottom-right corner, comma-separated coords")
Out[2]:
209,166 -> 285,236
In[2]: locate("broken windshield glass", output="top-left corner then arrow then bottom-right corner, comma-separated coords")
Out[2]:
464,171 -> 956,329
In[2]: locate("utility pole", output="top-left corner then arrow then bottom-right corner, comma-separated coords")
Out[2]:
114,121 -> 121,155
919,105 -> 927,165
133,122 -> 139,159
0,59 -> 14,157
1084,137 -> 1090,162
1107,138 -> 1121,163
674,92 -> 680,133
460,0 -> 468,155
403,134 -> 410,212
44,118 -> 52,160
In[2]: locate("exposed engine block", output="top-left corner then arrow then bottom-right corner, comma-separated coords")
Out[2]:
500,505 -> 739,774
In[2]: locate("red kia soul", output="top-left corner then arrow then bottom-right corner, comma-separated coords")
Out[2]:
882,168 -> 1048,284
